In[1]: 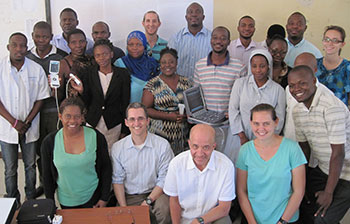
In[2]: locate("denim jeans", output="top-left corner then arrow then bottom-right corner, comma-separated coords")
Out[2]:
0,137 -> 37,201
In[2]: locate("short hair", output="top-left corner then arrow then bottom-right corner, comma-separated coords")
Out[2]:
289,12 -> 306,24
93,39 -> 113,52
270,34 -> 288,47
250,103 -> 277,121
160,47 -> 178,61
324,25 -> 346,42
212,26 -> 231,40
186,2 -> 204,14
59,97 -> 86,115
33,21 -> 52,33
60,8 -> 78,19
93,21 -> 110,32
143,10 -> 160,22
67,29 -> 86,43
9,32 -> 27,43
239,15 -> 255,25
267,24 -> 285,39
126,102 -> 149,119
290,65 -> 314,78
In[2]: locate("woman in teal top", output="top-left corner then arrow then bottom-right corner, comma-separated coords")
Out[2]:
41,97 -> 112,209
236,104 -> 307,224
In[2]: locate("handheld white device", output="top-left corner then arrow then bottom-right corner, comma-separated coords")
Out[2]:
49,60 -> 60,88
69,73 -> 81,86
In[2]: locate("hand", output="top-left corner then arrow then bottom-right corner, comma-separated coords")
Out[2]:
48,74 -> 62,88
14,120 -> 30,135
314,191 -> 333,217
93,200 -> 107,208
239,133 -> 249,145
190,219 -> 200,224
225,112 -> 229,119
141,200 -> 149,207
70,76 -> 83,94
171,112 -> 186,123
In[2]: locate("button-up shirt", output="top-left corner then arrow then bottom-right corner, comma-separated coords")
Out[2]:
227,38 -> 260,66
164,150 -> 235,224
51,33 -> 94,54
111,132 -> 174,194
0,56 -> 50,143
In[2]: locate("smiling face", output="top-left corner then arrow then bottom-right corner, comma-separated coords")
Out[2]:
8,34 -> 27,63
32,27 -> 52,52
268,39 -> 288,64
251,110 -> 278,140
160,53 -> 177,76
286,13 -> 306,43
59,105 -> 83,132
185,3 -> 205,29
211,27 -> 230,54
238,17 -> 255,40
322,29 -> 345,56
142,12 -> 161,36
60,11 -> 78,35
125,108 -> 150,139
251,55 -> 269,84
68,33 -> 86,56
127,37 -> 144,58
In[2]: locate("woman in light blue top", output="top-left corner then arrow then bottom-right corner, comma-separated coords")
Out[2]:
114,30 -> 160,103
236,104 -> 307,224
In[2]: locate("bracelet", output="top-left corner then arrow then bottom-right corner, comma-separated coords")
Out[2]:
12,119 -> 18,128
279,217 -> 288,224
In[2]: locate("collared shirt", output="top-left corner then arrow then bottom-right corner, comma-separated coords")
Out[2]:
227,38 -> 260,66
229,75 -> 285,139
168,26 -> 211,80
51,33 -> 94,54
111,132 -> 174,194
194,52 -> 246,113
163,150 -> 235,224
284,38 -> 322,68
293,87 -> 350,181
146,36 -> 168,62
0,56 -> 50,143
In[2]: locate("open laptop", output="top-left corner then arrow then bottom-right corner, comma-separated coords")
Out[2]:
183,85 -> 227,126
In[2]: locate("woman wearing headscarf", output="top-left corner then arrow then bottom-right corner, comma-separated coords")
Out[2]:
114,30 -> 160,103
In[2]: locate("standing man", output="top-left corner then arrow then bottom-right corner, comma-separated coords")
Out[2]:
164,124 -> 235,224
86,21 -> 125,62
284,12 -> 322,67
52,8 -> 94,54
111,102 -> 173,224
228,16 -> 259,66
193,26 -> 245,154
289,65 -> 350,223
168,2 -> 211,80
0,33 -> 50,207
142,11 -> 168,62
26,21 -> 67,198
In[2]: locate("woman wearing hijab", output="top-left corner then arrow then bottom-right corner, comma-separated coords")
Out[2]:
114,30 -> 160,103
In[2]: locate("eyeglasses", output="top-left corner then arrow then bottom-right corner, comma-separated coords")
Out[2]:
322,37 -> 343,44
269,49 -> 287,56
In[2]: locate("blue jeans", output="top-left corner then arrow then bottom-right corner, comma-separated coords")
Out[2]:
0,137 -> 37,201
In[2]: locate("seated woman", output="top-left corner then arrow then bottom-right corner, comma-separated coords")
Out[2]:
58,29 -> 93,99
236,104 -> 306,223
142,48 -> 192,155
41,97 -> 112,209
227,49 -> 285,162
268,35 -> 291,89
114,30 -> 159,103
316,25 -> 350,106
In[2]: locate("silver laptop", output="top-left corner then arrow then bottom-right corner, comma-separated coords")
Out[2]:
183,85 -> 227,126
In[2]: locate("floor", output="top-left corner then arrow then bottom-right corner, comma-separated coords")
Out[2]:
0,157 -> 349,223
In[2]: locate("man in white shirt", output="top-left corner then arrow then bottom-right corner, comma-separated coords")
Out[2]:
0,33 -> 50,207
111,102 -> 174,224
51,8 -> 93,54
228,15 -> 260,66
164,124 -> 235,224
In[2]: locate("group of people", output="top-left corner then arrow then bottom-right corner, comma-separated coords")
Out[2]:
0,1 -> 349,224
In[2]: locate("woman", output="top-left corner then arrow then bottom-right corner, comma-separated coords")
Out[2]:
236,104 -> 306,223
114,30 -> 159,103
268,35 -> 291,89
41,97 -> 112,209
142,48 -> 192,155
58,29 -> 93,98
316,25 -> 350,106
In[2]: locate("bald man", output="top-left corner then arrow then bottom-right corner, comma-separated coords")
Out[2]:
164,124 -> 235,224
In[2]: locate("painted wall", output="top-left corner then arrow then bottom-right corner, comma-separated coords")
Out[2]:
214,0 -> 350,58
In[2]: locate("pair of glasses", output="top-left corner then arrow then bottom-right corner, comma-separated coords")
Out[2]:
322,37 -> 343,44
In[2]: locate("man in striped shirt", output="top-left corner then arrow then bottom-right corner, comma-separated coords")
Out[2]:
193,26 -> 245,155
289,65 -> 350,224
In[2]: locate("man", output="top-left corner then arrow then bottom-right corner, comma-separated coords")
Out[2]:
284,12 -> 322,67
228,16 -> 259,66
142,11 -> 168,61
86,21 -> 125,62
168,2 -> 211,80
260,24 -> 286,49
0,33 -> 50,207
193,26 -> 245,154
164,124 -> 235,224
289,65 -> 350,223
26,21 -> 67,197
51,8 -> 94,54
111,102 -> 173,224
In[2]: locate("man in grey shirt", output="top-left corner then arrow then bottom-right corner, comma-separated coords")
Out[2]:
111,102 -> 173,224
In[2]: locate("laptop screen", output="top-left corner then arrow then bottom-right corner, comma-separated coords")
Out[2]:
185,87 -> 205,114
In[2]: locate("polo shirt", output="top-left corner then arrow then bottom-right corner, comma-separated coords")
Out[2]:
293,87 -> 350,181
227,38 -> 260,66
146,36 -> 168,62
164,150 -> 235,224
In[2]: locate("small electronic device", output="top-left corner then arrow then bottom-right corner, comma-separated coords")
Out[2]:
49,61 -> 60,88
69,73 -> 81,86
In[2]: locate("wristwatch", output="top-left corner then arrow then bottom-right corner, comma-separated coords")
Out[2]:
196,217 -> 204,224
145,197 -> 153,206
279,217 -> 288,224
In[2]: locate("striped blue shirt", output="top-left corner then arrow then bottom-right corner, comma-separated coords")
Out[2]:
168,27 -> 211,80
147,36 -> 168,62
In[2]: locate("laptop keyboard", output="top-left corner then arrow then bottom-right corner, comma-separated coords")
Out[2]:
193,110 -> 226,123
